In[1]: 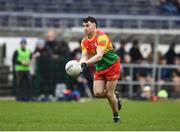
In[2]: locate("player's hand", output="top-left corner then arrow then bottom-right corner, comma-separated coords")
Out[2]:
81,62 -> 88,69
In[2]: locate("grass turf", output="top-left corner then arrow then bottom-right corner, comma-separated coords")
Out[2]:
0,99 -> 179,131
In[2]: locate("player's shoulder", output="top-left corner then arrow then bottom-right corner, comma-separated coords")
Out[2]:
96,29 -> 105,36
82,34 -> 89,40
96,29 -> 109,42
96,29 -> 109,38
81,36 -> 88,45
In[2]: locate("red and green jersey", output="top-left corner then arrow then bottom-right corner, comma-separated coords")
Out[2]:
81,29 -> 118,71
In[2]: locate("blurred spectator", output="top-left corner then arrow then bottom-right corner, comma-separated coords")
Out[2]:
116,39 -> 127,63
45,30 -> 60,59
173,0 -> 180,13
124,54 -> 132,64
121,54 -> 132,81
156,56 -> 172,98
159,56 -> 172,80
71,40 -> 82,61
164,42 -> 177,64
171,55 -> 180,98
12,38 -> 32,101
159,0 -> 178,15
71,74 -> 93,98
119,54 -> 132,97
45,30 -> 70,58
147,42 -> 163,64
33,39 -> 46,59
33,30 -> 70,101
146,42 -> 154,63
174,55 -> 180,69
135,59 -> 153,95
59,40 -> 71,57
171,70 -> 180,98
157,52 -> 164,64
141,85 -> 153,100
123,58 -> 154,99
32,39 -> 47,98
129,40 -> 143,63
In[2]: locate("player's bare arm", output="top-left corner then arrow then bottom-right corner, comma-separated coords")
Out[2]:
80,51 -> 88,63
85,48 -> 105,65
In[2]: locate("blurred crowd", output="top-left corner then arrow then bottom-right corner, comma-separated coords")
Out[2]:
12,30 -> 180,102
115,39 -> 180,99
158,0 -> 180,15
12,30 -> 94,102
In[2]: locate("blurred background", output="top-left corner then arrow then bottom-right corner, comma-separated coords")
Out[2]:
0,0 -> 179,101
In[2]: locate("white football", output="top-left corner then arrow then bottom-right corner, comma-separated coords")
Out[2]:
65,60 -> 82,77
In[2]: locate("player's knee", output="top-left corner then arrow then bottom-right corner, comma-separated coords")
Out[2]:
94,91 -> 103,97
106,91 -> 113,98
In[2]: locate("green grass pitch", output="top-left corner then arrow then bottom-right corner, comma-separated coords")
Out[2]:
0,99 -> 179,131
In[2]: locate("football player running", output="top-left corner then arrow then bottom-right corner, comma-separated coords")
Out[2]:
80,16 -> 122,123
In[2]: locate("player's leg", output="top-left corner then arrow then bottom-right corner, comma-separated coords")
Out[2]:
115,90 -> 122,111
93,80 -> 106,98
105,80 -> 120,123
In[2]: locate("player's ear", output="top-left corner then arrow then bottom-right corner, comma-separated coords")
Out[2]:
93,23 -> 97,28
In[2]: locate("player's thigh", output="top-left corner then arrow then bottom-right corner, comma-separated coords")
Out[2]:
93,80 -> 106,96
105,80 -> 118,94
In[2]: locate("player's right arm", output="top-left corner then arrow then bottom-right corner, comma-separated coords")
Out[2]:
80,52 -> 88,63
80,41 -> 88,63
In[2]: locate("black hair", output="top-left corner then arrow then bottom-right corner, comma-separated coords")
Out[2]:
132,39 -> 138,45
120,39 -> 126,45
83,16 -> 97,28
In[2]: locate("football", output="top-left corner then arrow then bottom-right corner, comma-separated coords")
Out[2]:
65,60 -> 82,77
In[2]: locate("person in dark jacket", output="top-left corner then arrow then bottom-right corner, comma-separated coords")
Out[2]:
164,42 -> 177,64
129,40 -> 143,63
116,39 -> 127,63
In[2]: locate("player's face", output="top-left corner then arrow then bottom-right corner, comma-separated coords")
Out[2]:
83,21 -> 96,36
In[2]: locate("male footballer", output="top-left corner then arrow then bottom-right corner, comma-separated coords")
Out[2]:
80,16 -> 122,123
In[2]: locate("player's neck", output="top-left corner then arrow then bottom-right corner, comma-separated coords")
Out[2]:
87,30 -> 96,40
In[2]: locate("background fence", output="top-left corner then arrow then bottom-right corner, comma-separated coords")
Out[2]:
0,0 -> 179,99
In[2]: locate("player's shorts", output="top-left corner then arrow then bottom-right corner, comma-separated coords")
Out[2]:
94,58 -> 120,81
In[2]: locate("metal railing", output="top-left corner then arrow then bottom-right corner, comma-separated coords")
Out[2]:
118,64 -> 180,98
0,12 -> 180,30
